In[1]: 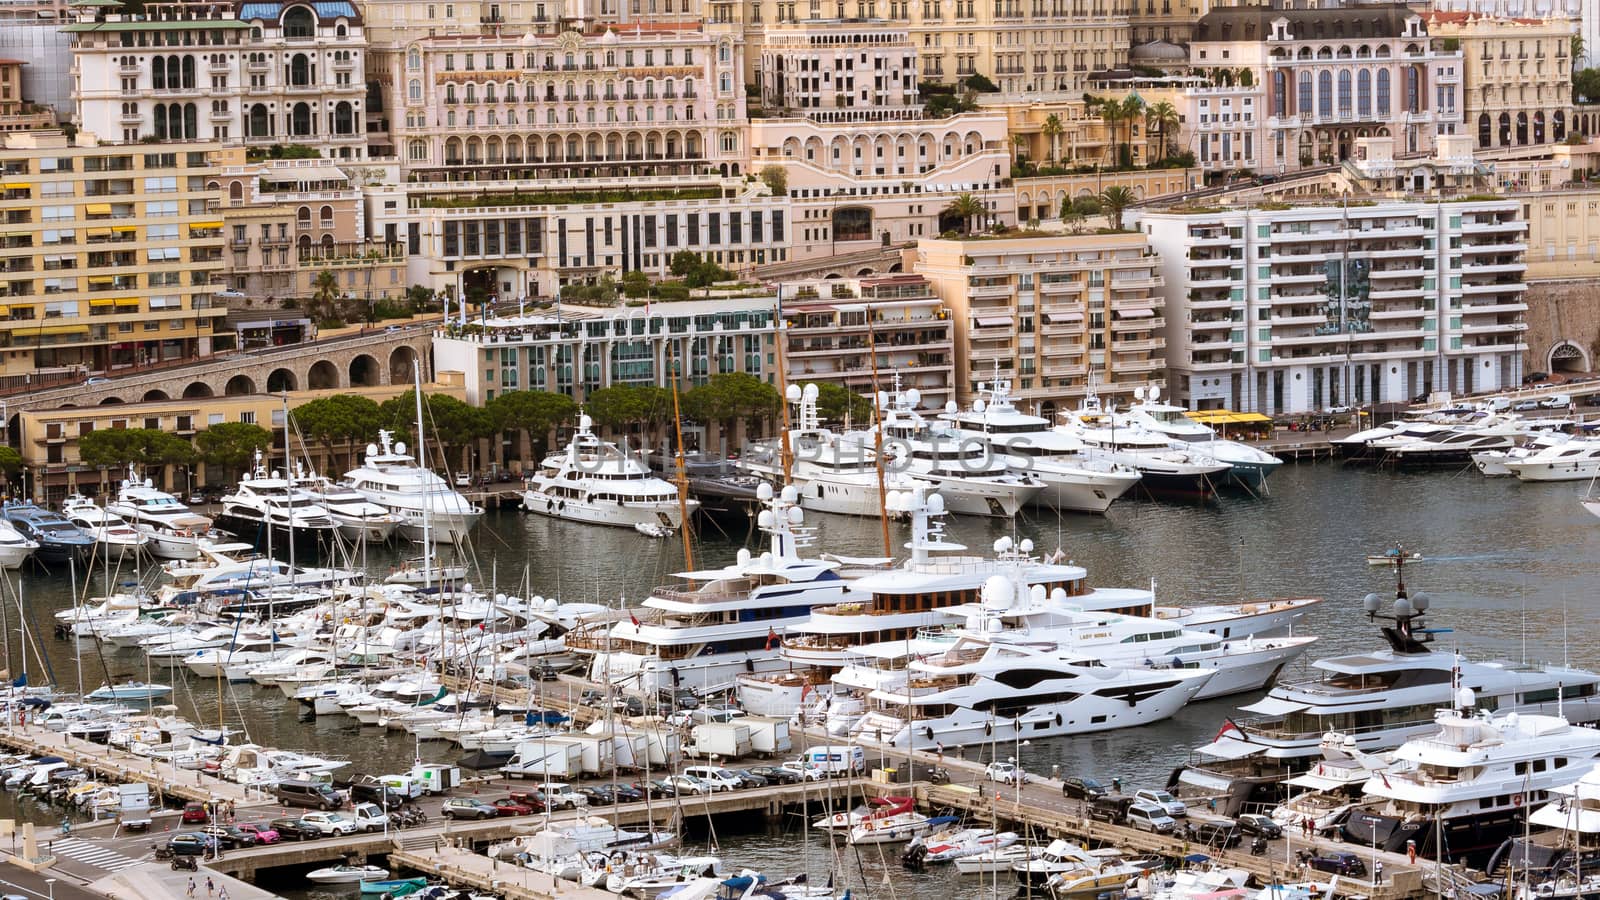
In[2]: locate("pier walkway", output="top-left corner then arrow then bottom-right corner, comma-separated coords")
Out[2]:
389,845 -> 618,900
0,724 -> 276,809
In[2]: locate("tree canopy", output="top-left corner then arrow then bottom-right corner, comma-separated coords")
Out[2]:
194,422 -> 272,481
669,251 -> 734,289
813,383 -> 875,426
79,428 -> 197,472
487,389 -> 577,437
291,395 -> 385,469
685,372 -> 781,432
0,446 -> 18,476
584,384 -> 673,431
382,391 -> 494,463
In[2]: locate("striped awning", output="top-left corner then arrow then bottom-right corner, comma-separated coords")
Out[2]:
1045,311 -> 1084,323
1116,307 -> 1155,319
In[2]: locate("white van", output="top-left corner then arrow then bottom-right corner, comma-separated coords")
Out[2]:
682,765 -> 743,792
794,745 -> 866,777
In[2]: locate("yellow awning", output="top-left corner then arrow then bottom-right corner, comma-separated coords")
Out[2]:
86,275 -> 112,284
114,298 -> 139,307
1184,410 -> 1273,426
84,203 -> 112,216
111,225 -> 137,234
88,298 -> 114,307
187,221 -> 223,230
85,227 -> 112,238
32,324 -> 88,336
2,182 -> 30,190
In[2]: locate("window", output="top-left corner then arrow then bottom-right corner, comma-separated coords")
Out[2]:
1376,69 -> 1391,115
1317,70 -> 1332,117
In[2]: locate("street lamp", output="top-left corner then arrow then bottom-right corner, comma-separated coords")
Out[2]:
45,878 -> 55,900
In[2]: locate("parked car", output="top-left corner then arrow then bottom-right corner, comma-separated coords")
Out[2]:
491,797 -> 537,816
747,765 -> 801,785
442,798 -> 499,820
575,785 -> 615,806
267,817 -> 319,841
1124,801 -> 1177,834
778,762 -> 824,782
611,695 -> 646,716
984,761 -> 1025,785
1540,394 -> 1573,409
1133,789 -> 1187,817
1584,393 -> 1600,407
1524,371 -> 1551,384
580,689 -> 605,706
297,812 -> 358,836
166,833 -> 220,857
607,782 -> 644,803
1513,399 -> 1540,411
532,784 -> 587,810
1235,813 -> 1283,840
632,779 -> 678,799
1061,776 -> 1107,801
731,769 -> 768,789
84,376 -> 110,386
501,791 -> 547,813
234,822 -> 281,844
664,774 -> 711,795
199,824 -> 259,849
658,688 -> 700,711
180,801 -> 210,824
1304,850 -> 1367,877
1184,816 -> 1241,848
346,777 -> 406,811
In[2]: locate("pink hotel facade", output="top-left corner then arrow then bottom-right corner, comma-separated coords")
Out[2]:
1178,4 -> 1463,174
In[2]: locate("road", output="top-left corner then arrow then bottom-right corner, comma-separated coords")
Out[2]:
0,865 -> 103,900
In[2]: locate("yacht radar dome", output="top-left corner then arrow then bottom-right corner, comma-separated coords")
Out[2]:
786,384 -> 802,402
579,414 -> 593,429
780,485 -> 799,504
1458,687 -> 1477,708
1020,538 -> 1034,554
802,384 -> 819,401
1051,588 -> 1068,602
982,575 -> 1014,608
395,441 -> 407,455
993,536 -> 1013,554
946,401 -> 959,414
758,510 -> 775,529
756,482 -> 774,501
736,548 -> 752,565
1150,385 -> 1161,400
972,399 -> 985,413
366,443 -> 379,457
787,507 -> 804,525
1393,597 -> 1415,618
1030,584 -> 1046,603
1134,387 -> 1146,401
927,494 -> 945,515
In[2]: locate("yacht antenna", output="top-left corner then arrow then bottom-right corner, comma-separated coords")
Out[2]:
413,360 -> 433,587
775,304 -> 794,484
867,318 -> 891,558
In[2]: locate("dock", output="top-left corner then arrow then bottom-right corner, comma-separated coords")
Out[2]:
388,845 -> 618,900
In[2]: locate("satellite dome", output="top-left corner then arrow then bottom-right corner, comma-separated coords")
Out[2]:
1030,584 -> 1046,603
1458,687 -> 1477,708
787,507 -> 804,525
993,536 -> 1013,554
946,401 -> 958,414
1393,597 -> 1415,618
1411,592 -> 1431,611
1019,539 -> 1034,554
579,414 -> 593,429
780,485 -> 799,504
736,548 -> 752,566
982,575 -> 1014,608
366,443 -> 379,457
756,482 -> 774,501
786,384 -> 802,402
906,389 -> 922,407
1051,588 -> 1068,602
757,510 -> 775,529
927,494 -> 946,515
395,441 -> 408,455
973,399 -> 986,414
802,384 -> 819,401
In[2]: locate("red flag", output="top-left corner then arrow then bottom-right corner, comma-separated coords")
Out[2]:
1215,717 -> 1245,742
1379,771 -> 1391,789
766,627 -> 779,651
629,612 -> 641,628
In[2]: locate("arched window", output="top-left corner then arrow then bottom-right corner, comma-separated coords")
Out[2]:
407,47 -> 421,70
290,102 -> 312,136
333,101 -> 354,134
181,55 -> 195,89
283,6 -> 314,38
319,205 -> 333,227
445,84 -> 457,103
153,59 -> 166,90
1297,71 -> 1312,116
229,181 -> 243,202
1337,70 -> 1351,116
408,79 -> 422,102
1404,66 -> 1419,113
290,53 -> 311,86
1272,70 -> 1286,113
153,103 -> 168,139
1317,70 -> 1332,117
249,104 -> 269,137
1376,69 -> 1391,115
183,102 -> 196,138
1357,69 -> 1371,118
296,206 -> 312,227
718,43 -> 730,63
409,139 -> 427,160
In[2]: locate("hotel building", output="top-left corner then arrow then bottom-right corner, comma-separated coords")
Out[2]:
778,274 -> 954,408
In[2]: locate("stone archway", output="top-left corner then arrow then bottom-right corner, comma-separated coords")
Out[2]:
266,368 -> 298,392
348,354 -> 381,387
1549,341 -> 1590,373
142,389 -> 170,402
225,374 -> 257,396
98,396 -> 124,405
182,382 -> 214,398
389,345 -> 418,383
307,360 -> 339,390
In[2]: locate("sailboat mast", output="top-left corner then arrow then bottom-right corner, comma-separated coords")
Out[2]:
413,361 -> 433,587
669,361 -> 694,571
775,306 -> 794,483
867,320 -> 891,558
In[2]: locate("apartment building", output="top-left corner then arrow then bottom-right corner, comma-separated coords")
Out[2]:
1137,199 -> 1528,415
912,233 -> 1165,412
386,23 -> 746,178
0,59 -> 52,132
0,0 -> 75,120
1424,11 -> 1575,150
778,274 -> 954,408
431,296 -> 777,406
756,21 -> 919,122
68,0 -> 369,158
0,131 -> 226,388
375,176 -> 791,299
1177,5 -> 1464,175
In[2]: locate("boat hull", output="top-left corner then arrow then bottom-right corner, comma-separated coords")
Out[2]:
1027,468 -> 1140,514
213,511 -> 338,551
393,507 -> 483,543
1508,459 -> 1600,482
522,490 -> 697,529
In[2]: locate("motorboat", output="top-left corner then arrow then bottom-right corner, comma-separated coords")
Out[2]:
1504,438 -> 1600,482
1382,429 -> 1519,467
1,503 -> 93,563
568,482 -> 881,697
358,878 -> 426,895
1333,419 -> 1455,461
1056,395 -> 1231,496
86,682 -> 171,702
937,378 -> 1141,514
215,451 -> 339,549
846,811 -> 954,845
876,385 -> 1045,518
1343,708 -> 1600,858
1015,839 -> 1118,889
105,467 -> 214,560
523,415 -> 697,529
1174,561 -> 1600,812
812,796 -> 912,832
60,495 -> 148,562
1120,385 -> 1283,489
294,468 -> 401,543
307,864 -> 391,884
953,843 -> 1039,875
0,518 -> 36,570
344,430 -> 484,544
1472,432 -> 1571,477
1271,732 -> 1397,834
904,826 -> 1017,864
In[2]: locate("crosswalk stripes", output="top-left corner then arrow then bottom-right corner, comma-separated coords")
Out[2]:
48,837 -> 145,871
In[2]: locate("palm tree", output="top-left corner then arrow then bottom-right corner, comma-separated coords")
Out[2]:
944,193 -> 986,235
1119,95 -> 1146,167
1010,133 -> 1028,170
1146,100 -> 1180,163
1098,186 -> 1136,231
1099,101 -> 1122,167
1574,34 -> 1586,67
311,269 -> 339,323
1042,113 -> 1064,164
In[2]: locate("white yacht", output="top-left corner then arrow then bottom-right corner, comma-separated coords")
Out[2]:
844,597 -> 1215,749
1056,395 -> 1231,496
0,518 -> 36,570
344,430 -> 484,543
566,482 -> 882,697
741,384 -> 921,518
105,468 -> 213,560
1334,420 -> 1455,462
1504,438 -> 1600,482
1120,386 -> 1283,489
1271,732 -> 1396,834
1381,429 -> 1520,468
1472,432 -> 1571,477
876,386 -> 1045,518
523,415 -> 697,530
937,378 -> 1141,514
1176,568 -> 1600,809
216,452 -> 339,549
1342,709 -> 1600,858
294,468 -> 401,543
61,494 -> 149,561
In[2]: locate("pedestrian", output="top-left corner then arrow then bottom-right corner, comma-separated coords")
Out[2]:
187,878 -> 196,899
219,887 -> 228,900
1407,841 -> 1417,865
935,742 -> 944,762
1208,797 -> 1216,813
1375,861 -> 1384,883
206,876 -> 215,897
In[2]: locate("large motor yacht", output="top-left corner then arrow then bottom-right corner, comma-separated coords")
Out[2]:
344,430 -> 484,544
876,386 -> 1044,518
565,482 -> 883,697
523,415 -> 697,530
1174,559 -> 1600,813
1503,438 -> 1600,483
293,467 -> 401,544
2,503 -> 93,563
1119,386 -> 1283,489
1056,394 -> 1231,495
938,378 -> 1141,514
0,518 -> 36,570
216,451 -> 339,549
105,467 -> 214,560
61,494 -> 149,562
1342,708 -> 1600,859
